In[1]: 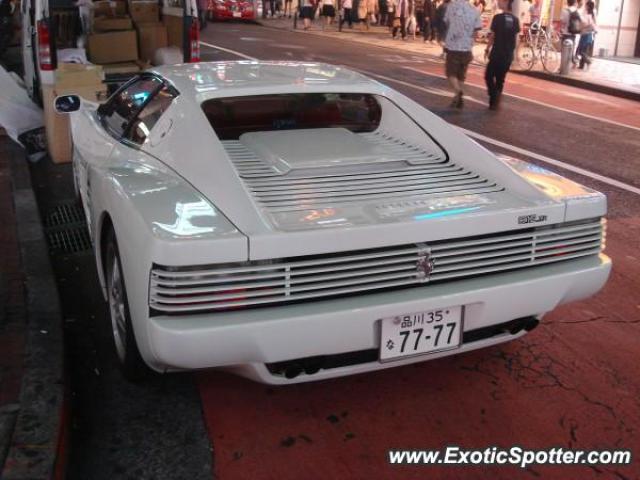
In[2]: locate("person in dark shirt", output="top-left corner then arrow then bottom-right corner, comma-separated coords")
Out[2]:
422,0 -> 435,42
484,0 -> 519,110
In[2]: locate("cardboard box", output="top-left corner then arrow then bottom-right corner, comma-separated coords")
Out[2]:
135,22 -> 168,62
43,81 -> 107,164
163,14 -> 182,48
93,0 -> 127,17
88,30 -> 138,64
55,63 -> 105,89
129,1 -> 160,23
102,60 -> 150,75
93,15 -> 133,31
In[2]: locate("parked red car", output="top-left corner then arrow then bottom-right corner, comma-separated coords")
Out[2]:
210,0 -> 256,20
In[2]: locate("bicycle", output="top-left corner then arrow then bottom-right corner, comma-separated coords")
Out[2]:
516,21 -> 560,73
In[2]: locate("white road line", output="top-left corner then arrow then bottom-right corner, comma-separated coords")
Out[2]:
362,70 -> 640,196
401,65 -> 640,133
194,44 -> 640,196
357,69 -> 487,105
464,129 -> 640,195
200,41 -> 257,60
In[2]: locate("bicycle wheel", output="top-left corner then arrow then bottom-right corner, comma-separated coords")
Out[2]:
540,43 -> 560,74
516,44 -> 535,71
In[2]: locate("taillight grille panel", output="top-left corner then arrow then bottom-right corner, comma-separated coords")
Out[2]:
149,219 -> 604,315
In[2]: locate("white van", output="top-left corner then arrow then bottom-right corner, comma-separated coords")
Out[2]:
21,0 -> 200,104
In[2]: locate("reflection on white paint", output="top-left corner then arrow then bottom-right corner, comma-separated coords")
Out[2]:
153,200 -> 218,236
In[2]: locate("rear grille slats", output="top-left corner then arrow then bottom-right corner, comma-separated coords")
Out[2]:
256,183 -> 500,206
249,169 -> 472,191
149,219 -> 604,314
246,164 -> 458,185
223,131 -> 504,211
430,248 -> 602,282
430,222 -> 601,253
251,174 -> 485,196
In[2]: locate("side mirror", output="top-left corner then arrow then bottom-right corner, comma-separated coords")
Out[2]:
54,95 -> 81,114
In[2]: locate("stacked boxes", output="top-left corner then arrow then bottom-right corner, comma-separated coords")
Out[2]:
87,0 -> 168,72
43,64 -> 107,164
129,1 -> 169,63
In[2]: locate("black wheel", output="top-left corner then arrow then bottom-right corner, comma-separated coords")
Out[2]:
105,229 -> 150,381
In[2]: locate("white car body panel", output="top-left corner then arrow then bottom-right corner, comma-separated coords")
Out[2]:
66,61 -> 610,383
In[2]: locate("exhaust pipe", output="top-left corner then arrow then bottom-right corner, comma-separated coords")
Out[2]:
504,316 -> 540,335
284,364 -> 303,379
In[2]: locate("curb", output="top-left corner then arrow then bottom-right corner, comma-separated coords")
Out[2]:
257,20 -> 640,102
516,70 -> 640,102
1,144 -> 67,479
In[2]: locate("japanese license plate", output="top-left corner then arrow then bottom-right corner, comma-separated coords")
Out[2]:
379,306 -> 463,361
233,11 -> 242,17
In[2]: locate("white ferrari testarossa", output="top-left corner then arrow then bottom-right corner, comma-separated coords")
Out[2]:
57,61 -> 610,383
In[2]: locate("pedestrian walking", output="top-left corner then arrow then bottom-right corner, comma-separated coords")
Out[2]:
366,0 -> 378,26
406,0 -> 418,39
484,0 -> 519,110
300,0 -> 316,28
284,0 -> 293,17
387,0 -> 395,27
321,0 -> 336,26
560,0 -> 581,66
434,0 -> 450,57
341,0 -> 354,27
357,0 -> 369,28
391,0 -> 408,39
422,0 -> 436,42
414,0 -> 424,37
442,0 -> 482,108
197,0 -> 208,29
576,0 -> 596,69
378,0 -> 389,26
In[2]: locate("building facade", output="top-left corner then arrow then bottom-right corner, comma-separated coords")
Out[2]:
512,0 -> 639,58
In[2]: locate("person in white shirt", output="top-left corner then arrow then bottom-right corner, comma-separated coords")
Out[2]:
576,0 -> 596,68
322,0 -> 336,26
341,0 -> 354,27
443,0 -> 482,108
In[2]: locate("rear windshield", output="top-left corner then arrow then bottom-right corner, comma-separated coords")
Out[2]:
201,93 -> 382,140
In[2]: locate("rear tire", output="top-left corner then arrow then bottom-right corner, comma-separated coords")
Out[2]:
516,44 -> 535,71
105,229 -> 150,381
540,44 -> 560,73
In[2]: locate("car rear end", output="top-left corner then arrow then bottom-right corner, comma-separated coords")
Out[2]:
133,64 -> 611,383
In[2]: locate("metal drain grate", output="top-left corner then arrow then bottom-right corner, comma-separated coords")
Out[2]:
44,203 -> 86,228
44,202 -> 92,255
46,228 -> 92,255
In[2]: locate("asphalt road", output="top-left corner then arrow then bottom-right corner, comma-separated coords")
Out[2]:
28,21 -> 640,480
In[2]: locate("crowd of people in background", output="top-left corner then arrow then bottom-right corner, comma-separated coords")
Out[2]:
258,0 -> 599,109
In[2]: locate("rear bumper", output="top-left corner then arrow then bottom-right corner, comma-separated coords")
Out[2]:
146,254 -> 610,383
